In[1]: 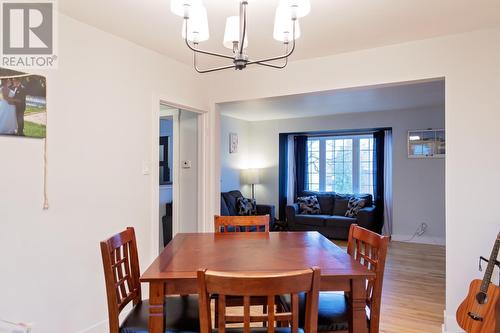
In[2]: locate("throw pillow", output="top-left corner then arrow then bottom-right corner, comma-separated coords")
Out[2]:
297,195 -> 321,215
345,197 -> 366,218
237,197 -> 257,216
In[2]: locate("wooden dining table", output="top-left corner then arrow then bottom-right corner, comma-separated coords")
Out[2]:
140,231 -> 374,333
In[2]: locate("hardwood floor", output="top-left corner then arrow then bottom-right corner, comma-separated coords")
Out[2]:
380,241 -> 445,333
336,240 -> 446,333
221,240 -> 446,332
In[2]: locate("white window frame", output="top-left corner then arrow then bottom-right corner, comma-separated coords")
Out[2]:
306,134 -> 374,195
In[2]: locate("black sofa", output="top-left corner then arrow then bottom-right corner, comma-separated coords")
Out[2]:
221,190 -> 276,229
286,191 -> 379,239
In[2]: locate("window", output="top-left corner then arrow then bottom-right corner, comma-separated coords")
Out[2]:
306,135 -> 374,196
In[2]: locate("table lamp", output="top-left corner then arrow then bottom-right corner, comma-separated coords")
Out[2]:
245,168 -> 260,200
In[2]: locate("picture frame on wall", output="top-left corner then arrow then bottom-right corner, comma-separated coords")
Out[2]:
0,68 -> 47,139
229,132 -> 238,153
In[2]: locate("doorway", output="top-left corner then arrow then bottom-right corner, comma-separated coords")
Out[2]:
158,103 -> 201,251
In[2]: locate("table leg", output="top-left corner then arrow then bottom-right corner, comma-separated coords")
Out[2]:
148,281 -> 165,333
350,278 -> 368,333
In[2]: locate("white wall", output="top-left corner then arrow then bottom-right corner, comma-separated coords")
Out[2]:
205,28 -> 500,332
0,14 -> 207,333
219,107 -> 446,243
220,115 -> 252,196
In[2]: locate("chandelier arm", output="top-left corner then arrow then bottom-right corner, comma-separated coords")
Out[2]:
194,64 -> 238,73
193,49 -> 237,73
254,44 -> 289,69
239,1 -> 247,55
184,19 -> 235,60
246,21 -> 297,65
253,60 -> 288,69
247,39 -> 295,65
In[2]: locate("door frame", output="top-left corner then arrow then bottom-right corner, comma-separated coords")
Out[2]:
151,94 -> 208,255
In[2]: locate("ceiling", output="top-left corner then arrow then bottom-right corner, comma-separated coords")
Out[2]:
219,79 -> 445,121
59,0 -> 500,67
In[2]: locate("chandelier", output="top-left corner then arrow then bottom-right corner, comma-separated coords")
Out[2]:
170,0 -> 311,73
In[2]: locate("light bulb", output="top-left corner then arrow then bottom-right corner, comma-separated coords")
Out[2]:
273,6 -> 301,42
182,5 -> 209,43
223,16 -> 249,50
278,0 -> 310,18
171,0 -> 203,17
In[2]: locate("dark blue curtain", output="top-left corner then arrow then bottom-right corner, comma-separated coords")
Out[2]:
278,134 -> 288,220
373,130 -> 385,233
294,136 -> 308,199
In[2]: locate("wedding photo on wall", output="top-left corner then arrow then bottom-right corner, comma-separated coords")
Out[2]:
0,68 -> 47,139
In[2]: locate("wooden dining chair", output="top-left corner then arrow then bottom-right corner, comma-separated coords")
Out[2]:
213,214 -> 271,326
214,215 -> 270,233
198,267 -> 321,333
280,224 -> 389,333
315,224 -> 389,333
100,227 -> 200,333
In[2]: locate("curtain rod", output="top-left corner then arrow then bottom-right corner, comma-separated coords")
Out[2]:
282,127 -> 392,138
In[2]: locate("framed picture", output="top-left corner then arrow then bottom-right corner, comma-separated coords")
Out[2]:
0,68 -> 47,138
229,132 -> 238,153
408,129 -> 445,158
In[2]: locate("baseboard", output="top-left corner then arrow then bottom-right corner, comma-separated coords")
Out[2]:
75,319 -> 107,333
442,310 -> 464,333
391,234 -> 445,246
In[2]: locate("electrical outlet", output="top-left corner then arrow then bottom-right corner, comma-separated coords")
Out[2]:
416,223 -> 428,236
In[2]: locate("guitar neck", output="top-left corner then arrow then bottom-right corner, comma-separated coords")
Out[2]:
480,236 -> 500,293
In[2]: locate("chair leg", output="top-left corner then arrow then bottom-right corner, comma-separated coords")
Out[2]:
214,298 -> 219,328
263,303 -> 267,327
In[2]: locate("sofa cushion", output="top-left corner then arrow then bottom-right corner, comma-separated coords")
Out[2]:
345,197 -> 366,217
297,195 -> 321,215
332,194 -> 351,216
222,191 -> 243,216
323,215 -> 357,228
356,193 -> 373,207
294,215 -> 327,227
301,191 -> 335,215
220,196 -> 230,216
237,197 -> 257,215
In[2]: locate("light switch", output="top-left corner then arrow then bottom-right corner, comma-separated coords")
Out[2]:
142,161 -> 151,175
182,160 -> 192,169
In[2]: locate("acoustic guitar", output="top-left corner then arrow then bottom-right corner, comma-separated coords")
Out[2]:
457,232 -> 500,333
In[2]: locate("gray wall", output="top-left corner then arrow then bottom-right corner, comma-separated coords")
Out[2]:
220,106 -> 445,243
220,115 -> 252,197
179,110 -> 199,232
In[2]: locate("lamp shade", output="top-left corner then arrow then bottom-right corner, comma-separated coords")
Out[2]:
171,0 -> 203,17
182,5 -> 209,43
279,0 -> 310,18
223,16 -> 248,49
273,6 -> 301,42
244,168 -> 260,185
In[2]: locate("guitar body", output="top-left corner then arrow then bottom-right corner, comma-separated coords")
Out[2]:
457,279 -> 500,333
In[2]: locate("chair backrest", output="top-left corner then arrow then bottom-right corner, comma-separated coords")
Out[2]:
214,215 -> 270,233
347,224 -> 389,333
198,267 -> 321,333
100,227 -> 142,333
